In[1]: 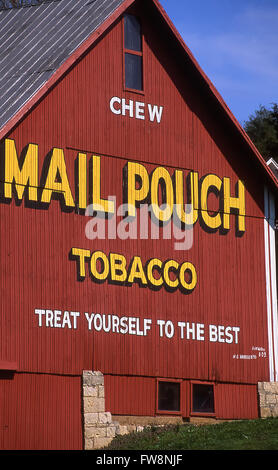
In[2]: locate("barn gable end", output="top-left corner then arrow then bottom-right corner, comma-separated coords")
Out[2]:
0,0 -> 277,450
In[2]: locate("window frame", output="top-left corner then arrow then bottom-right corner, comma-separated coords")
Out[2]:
122,14 -> 144,95
190,381 -> 216,417
156,378 -> 182,415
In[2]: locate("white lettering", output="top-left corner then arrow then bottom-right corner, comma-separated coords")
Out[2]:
46,309 -> 53,327
135,101 -> 145,120
62,311 -> 72,329
54,309 -> 62,328
148,103 -> 164,123
119,316 -> 128,334
70,311 -> 80,329
35,308 -> 45,326
197,323 -> 205,341
109,96 -> 163,123
144,319 -> 152,336
35,309 -> 240,345
186,322 -> 195,340
157,319 -> 165,337
109,96 -> 121,114
85,312 -> 94,330
35,308 -> 80,329
122,98 -> 134,117
165,320 -> 174,338
209,324 -> 240,343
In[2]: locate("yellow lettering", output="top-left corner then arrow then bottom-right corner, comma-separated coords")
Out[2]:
77,152 -> 87,210
91,156 -> 114,215
109,253 -> 127,282
4,138 -> 38,201
200,174 -> 222,230
223,178 -> 245,232
126,161 -> 149,217
146,258 -> 163,287
127,256 -> 148,285
41,148 -> 74,207
175,170 -> 199,225
69,249 -> 198,294
150,166 -> 174,222
90,251 -> 110,281
163,259 -> 179,289
70,247 -> 91,279
179,262 -> 197,292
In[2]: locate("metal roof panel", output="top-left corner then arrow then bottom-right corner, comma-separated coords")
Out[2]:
0,0 -> 125,129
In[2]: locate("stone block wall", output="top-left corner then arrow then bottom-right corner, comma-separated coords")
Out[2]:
83,373 -> 278,449
258,382 -> 278,418
82,370 -> 161,450
82,371 -> 119,450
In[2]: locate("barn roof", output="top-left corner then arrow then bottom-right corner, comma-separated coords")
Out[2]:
0,0 -> 125,130
0,0 -> 277,191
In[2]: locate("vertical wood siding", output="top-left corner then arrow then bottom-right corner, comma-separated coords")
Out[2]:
0,372 -> 82,450
104,375 -> 259,420
215,383 -> 259,420
0,0 -> 271,429
105,375 -> 156,416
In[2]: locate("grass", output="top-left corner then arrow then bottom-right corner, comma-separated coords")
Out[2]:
103,418 -> 278,451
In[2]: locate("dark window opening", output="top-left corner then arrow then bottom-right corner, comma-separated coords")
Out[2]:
158,381 -> 180,412
124,14 -> 142,52
192,384 -> 215,414
125,53 -> 143,91
123,14 -> 143,91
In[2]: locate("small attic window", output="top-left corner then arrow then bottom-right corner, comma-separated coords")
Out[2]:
123,14 -> 143,92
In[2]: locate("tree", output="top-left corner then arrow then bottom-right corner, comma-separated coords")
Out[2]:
244,103 -> 278,161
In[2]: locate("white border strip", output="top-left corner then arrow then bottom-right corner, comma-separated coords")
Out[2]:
264,186 -> 274,382
269,192 -> 278,381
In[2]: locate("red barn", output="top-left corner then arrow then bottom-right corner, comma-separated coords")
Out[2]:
0,0 -> 277,450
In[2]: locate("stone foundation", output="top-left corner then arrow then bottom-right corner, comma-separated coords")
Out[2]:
258,382 -> 278,418
82,371 -> 187,449
83,373 -> 278,449
82,371 -> 119,450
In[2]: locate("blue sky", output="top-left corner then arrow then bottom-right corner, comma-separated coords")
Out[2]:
160,0 -> 278,126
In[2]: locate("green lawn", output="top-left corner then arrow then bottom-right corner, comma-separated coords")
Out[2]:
104,418 -> 278,451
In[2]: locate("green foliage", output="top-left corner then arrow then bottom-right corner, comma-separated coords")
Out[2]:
244,103 -> 278,161
104,418 -> 278,451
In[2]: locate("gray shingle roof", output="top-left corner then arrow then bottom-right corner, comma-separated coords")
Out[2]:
0,0 -> 126,130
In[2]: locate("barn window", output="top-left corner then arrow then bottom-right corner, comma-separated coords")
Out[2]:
191,383 -> 215,414
123,14 -> 143,91
157,380 -> 181,413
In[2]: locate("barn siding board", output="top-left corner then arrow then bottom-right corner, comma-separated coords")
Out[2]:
0,372 -> 82,450
0,4 -> 271,381
105,375 -> 156,416
104,376 -> 259,420
216,383 -> 259,420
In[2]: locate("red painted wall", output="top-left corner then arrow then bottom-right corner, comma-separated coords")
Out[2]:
0,0 -> 270,433
0,371 -> 82,450
105,375 -> 259,420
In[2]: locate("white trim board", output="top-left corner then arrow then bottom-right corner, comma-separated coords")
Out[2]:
264,186 -> 278,381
